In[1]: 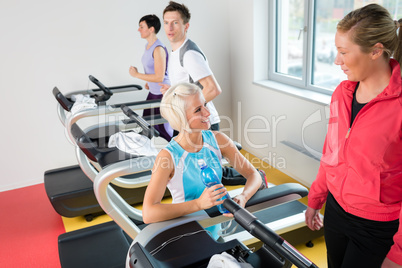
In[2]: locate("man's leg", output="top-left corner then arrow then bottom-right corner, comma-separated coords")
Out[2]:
221,166 -> 268,190
210,123 -> 220,131
210,123 -> 267,189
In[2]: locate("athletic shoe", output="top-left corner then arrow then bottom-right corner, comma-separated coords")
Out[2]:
258,169 -> 268,190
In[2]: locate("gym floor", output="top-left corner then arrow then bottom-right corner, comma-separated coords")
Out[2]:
0,151 -> 327,267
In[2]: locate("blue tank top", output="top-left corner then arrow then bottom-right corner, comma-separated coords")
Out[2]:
141,39 -> 170,95
164,130 -> 223,239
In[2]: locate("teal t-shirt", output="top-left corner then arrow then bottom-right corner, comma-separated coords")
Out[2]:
164,130 -> 223,239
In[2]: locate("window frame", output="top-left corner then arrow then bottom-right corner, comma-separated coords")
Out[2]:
267,0 -> 335,95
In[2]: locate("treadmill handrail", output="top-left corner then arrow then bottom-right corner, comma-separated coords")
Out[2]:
53,87 -> 74,112
88,75 -> 114,99
88,75 -> 143,102
93,155 -> 157,238
71,120 -> 157,188
64,99 -> 163,146
63,84 -> 143,97
224,198 -> 318,268
53,84 -> 144,127
75,145 -> 153,190
121,105 -> 160,139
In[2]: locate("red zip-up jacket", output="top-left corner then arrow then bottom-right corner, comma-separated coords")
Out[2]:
308,59 -> 402,264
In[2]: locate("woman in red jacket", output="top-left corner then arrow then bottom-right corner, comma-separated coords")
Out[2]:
305,4 -> 402,268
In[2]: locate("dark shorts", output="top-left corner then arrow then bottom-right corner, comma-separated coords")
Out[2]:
143,92 -> 173,142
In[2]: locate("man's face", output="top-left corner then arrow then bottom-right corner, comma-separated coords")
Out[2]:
163,11 -> 189,44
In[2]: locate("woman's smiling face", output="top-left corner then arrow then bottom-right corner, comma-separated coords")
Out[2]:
185,92 -> 211,131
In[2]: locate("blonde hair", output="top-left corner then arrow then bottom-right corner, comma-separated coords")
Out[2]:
160,83 -> 202,132
337,3 -> 402,70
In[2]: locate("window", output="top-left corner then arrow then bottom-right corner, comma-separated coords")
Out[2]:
268,0 -> 402,95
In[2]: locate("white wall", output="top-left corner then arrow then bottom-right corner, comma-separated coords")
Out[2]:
0,0 -> 232,191
228,0 -> 329,186
1,0 -> 331,192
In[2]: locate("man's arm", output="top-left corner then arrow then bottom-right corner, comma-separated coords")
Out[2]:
183,50 -> 222,102
198,74 -> 222,103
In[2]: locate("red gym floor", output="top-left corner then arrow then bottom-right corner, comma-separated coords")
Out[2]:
0,167 -> 327,267
0,184 -> 64,268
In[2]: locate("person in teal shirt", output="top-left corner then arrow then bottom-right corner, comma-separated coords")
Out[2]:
142,83 -> 264,239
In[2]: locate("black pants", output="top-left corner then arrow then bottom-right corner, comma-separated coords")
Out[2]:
324,193 -> 399,268
221,166 -> 247,185
143,92 -> 172,142
210,123 -> 220,131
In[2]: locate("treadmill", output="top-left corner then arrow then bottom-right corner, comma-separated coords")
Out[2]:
57,105 -> 323,267
57,106 -> 161,268
45,76 -> 167,221
45,76 -> 235,221
126,198 -> 319,267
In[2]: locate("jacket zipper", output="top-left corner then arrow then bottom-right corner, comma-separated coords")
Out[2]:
344,94 -> 396,142
345,128 -> 351,139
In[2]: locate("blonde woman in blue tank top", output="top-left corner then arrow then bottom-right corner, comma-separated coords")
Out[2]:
142,83 -> 264,239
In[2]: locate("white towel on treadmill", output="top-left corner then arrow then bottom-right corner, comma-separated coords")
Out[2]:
70,94 -> 97,115
207,252 -> 253,268
108,131 -> 158,157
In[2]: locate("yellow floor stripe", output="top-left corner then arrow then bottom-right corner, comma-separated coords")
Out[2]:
62,213 -> 112,233
293,236 -> 327,268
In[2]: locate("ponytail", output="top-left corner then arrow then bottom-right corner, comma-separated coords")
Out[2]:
393,19 -> 402,76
